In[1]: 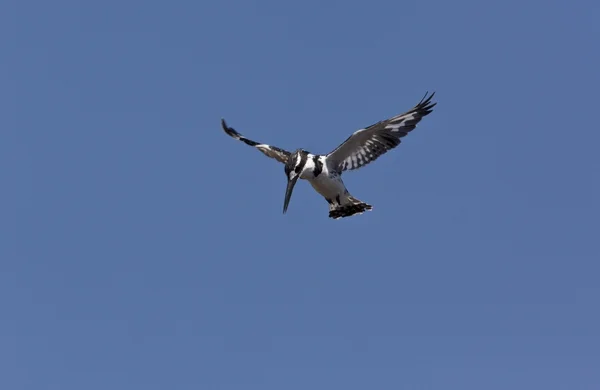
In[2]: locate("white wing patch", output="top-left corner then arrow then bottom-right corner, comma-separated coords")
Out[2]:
385,113 -> 417,132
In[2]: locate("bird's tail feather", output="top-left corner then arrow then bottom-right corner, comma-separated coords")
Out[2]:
329,195 -> 372,219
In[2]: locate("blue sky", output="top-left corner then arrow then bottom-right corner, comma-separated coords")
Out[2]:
4,0 -> 600,389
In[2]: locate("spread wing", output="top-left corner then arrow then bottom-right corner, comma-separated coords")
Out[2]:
221,118 -> 291,164
326,92 -> 436,172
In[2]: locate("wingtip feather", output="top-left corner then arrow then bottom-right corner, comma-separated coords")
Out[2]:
416,91 -> 437,113
220,117 -> 242,139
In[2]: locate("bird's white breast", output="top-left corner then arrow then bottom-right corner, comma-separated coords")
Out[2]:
301,155 -> 346,200
308,173 -> 346,200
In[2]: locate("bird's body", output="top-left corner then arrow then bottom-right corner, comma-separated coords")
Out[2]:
296,152 -> 371,218
303,156 -> 343,201
221,92 -> 436,219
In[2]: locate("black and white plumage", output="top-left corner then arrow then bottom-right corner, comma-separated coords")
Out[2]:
221,124 -> 290,163
221,92 -> 436,219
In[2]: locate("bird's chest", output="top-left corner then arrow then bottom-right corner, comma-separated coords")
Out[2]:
300,155 -> 346,198
307,170 -> 345,199
308,174 -> 344,198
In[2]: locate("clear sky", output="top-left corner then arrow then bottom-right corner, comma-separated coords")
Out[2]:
4,0 -> 600,389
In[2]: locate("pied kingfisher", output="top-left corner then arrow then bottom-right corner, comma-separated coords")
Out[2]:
221,92 -> 436,219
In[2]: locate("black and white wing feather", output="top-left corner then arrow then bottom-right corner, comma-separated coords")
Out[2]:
326,92 -> 437,172
221,119 -> 291,164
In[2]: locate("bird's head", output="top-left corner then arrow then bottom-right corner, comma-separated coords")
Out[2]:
283,149 -> 307,214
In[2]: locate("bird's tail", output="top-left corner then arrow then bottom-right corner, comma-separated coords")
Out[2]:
329,195 -> 373,219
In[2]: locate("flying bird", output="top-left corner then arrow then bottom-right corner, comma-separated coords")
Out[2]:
221,92 -> 436,219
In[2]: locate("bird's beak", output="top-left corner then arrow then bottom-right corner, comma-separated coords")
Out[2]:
283,175 -> 299,214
